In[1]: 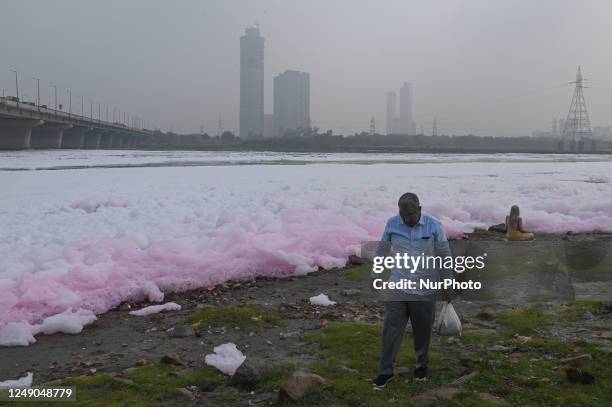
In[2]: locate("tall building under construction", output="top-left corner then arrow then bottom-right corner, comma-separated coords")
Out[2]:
386,82 -> 415,135
240,26 -> 265,138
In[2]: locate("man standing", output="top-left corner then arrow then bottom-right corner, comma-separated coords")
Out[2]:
372,192 -> 453,387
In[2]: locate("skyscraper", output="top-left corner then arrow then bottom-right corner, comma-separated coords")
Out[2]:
273,70 -> 310,137
240,26 -> 264,138
399,82 -> 415,135
386,91 -> 397,135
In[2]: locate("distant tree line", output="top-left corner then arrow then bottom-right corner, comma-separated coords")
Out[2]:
140,129 -> 611,153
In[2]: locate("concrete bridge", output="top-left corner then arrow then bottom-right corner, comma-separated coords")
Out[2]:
0,97 -> 151,150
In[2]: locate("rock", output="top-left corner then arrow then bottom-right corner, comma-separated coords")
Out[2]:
583,311 -> 595,320
335,365 -> 359,375
477,307 -> 496,320
136,359 -> 147,366
229,362 -> 257,389
160,353 -> 184,366
478,392 -> 504,404
421,387 -> 461,399
487,223 -> 506,233
560,354 -> 592,367
599,331 -> 612,340
566,368 -> 595,384
409,395 -> 437,407
176,387 -> 195,400
348,255 -> 366,265
167,325 -> 195,338
279,370 -> 328,402
411,387 -> 461,406
488,345 -> 509,352
341,288 -> 361,297
279,331 -> 300,340
460,358 -> 475,368
79,360 -> 94,368
248,392 -> 276,405
513,334 -> 532,343
452,371 -> 478,386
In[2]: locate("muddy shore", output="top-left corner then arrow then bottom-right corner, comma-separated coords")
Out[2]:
1,232 -> 611,406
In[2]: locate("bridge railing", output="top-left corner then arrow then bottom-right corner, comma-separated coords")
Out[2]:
0,97 -> 150,135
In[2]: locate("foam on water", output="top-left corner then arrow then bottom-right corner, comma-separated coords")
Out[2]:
1,152 -> 611,346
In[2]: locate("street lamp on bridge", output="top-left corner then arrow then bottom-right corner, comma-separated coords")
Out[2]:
50,85 -> 57,110
67,89 -> 72,117
9,69 -> 19,101
32,77 -> 40,109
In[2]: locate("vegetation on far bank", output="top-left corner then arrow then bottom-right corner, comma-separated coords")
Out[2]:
139,131 -> 612,154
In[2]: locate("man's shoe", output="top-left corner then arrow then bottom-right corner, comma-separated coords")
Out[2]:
414,366 -> 428,381
372,374 -> 394,388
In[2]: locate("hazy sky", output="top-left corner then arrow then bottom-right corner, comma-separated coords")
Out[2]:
2,0 -> 612,136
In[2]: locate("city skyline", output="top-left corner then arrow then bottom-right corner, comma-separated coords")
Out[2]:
2,0 -> 612,136
273,69 -> 310,137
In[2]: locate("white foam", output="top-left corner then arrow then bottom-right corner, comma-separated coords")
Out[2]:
0,372 -> 33,389
310,293 -> 337,306
129,302 -> 181,316
1,152 -> 611,346
204,343 -> 246,376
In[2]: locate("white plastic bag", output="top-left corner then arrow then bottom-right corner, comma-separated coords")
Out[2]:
436,302 -> 462,336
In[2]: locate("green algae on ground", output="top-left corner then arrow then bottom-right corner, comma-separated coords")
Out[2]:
190,305 -> 282,331
4,364 -> 229,407
300,319 -> 612,406
346,263 -> 373,282
558,300 -> 604,322
494,306 -> 551,334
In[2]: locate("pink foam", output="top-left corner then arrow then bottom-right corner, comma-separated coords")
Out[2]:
0,203 -> 609,346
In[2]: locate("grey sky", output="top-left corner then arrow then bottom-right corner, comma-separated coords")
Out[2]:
2,0 -> 612,136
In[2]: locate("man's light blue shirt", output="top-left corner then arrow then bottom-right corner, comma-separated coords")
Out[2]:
378,212 -> 448,244
375,212 -> 453,296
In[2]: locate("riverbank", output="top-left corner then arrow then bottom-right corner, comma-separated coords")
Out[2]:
1,233 -> 611,406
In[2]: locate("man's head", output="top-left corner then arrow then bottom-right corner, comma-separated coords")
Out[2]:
398,192 -> 421,227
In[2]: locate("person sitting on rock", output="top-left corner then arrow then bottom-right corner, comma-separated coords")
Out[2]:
505,205 -> 535,241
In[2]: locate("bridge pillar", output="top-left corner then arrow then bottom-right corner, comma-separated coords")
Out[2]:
83,130 -> 102,149
99,132 -> 115,149
0,119 -> 43,150
132,135 -> 143,148
61,127 -> 88,149
110,133 -> 122,149
123,135 -> 134,148
31,123 -> 73,149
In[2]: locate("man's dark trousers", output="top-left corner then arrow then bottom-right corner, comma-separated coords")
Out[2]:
379,299 -> 436,375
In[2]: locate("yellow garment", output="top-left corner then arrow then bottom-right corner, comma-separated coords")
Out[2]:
506,230 -> 535,241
